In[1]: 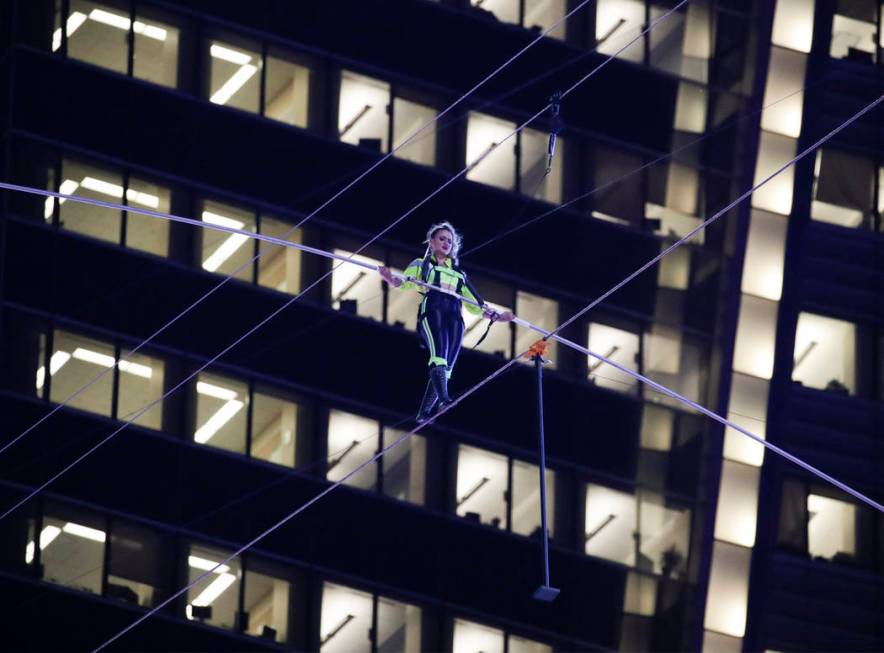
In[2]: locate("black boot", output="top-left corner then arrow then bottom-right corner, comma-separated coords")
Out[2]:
430,365 -> 452,408
416,376 -> 439,423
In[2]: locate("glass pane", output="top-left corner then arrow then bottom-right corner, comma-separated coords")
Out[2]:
456,444 -> 507,529
186,544 -> 241,630
133,9 -> 179,87
57,159 -> 123,244
639,491 -> 691,577
470,0 -> 519,24
194,373 -> 248,454
587,322 -> 640,394
466,112 -> 516,190
650,3 -> 710,82
327,410 -> 379,491
520,128 -> 562,204
47,330 -> 114,416
811,149 -> 874,228
386,265 -> 422,331
508,634 -> 552,653
463,300 -> 511,356
377,596 -> 422,653
752,131 -> 797,216
792,313 -> 856,395
453,619 -> 504,653
331,249 -> 384,321
37,510 -> 106,595
771,0 -> 814,53
209,40 -> 261,111
623,571 -> 657,616
830,12 -> 877,62
244,565 -> 290,643
643,326 -> 705,406
265,54 -> 311,128
584,484 -> 635,565
201,200 -> 256,281
250,390 -> 298,468
703,541 -> 750,637
117,349 -> 164,429
107,522 -> 164,608
392,98 -> 437,166
741,209 -> 787,301
732,294 -> 778,380
339,72 -> 390,152
511,459 -> 554,537
515,291 -> 557,367
125,176 -> 170,257
524,0 -> 567,39
596,0 -> 645,63
807,494 -> 857,561
382,427 -> 426,505
320,582 -> 372,653
761,46 -> 807,138
62,1 -> 129,74
257,218 -> 302,294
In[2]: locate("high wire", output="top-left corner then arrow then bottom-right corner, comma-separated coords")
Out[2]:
92,93 -> 884,648
0,0 -> 690,523
0,0 -> 594,460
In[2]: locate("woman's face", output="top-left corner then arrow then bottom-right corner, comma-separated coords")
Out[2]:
430,229 -> 453,258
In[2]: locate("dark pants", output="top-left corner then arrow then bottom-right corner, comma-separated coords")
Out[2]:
419,305 -> 464,378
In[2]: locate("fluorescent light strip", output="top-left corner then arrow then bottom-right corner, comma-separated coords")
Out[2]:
80,176 -> 161,208
63,522 -> 107,542
188,555 -> 230,574
89,9 -> 167,41
72,347 -> 116,368
201,211 -> 251,272
194,400 -> 244,444
210,44 -> 253,65
190,573 -> 237,609
118,360 -> 153,379
46,179 -> 81,218
36,350 -> 72,390
210,64 -> 258,106
196,381 -> 239,401
125,188 -> 160,208
51,12 -> 87,52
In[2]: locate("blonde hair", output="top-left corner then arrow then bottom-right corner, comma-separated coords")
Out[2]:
423,221 -> 462,264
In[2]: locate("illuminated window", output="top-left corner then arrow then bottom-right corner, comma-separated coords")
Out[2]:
462,288 -> 511,357
592,146 -> 643,226
771,0 -> 814,53
741,209 -> 787,301
811,149 -> 875,228
674,81 -> 708,133
514,291 -> 557,367
385,262 -> 422,331
456,444 -> 507,528
524,0 -> 567,40
132,8 -> 179,87
186,544 -> 241,630
453,619 -> 504,653
713,461 -> 760,547
107,522 -> 166,608
587,322 -> 640,394
250,390 -> 299,468
320,582 -> 372,653
28,505 -> 106,595
466,112 -> 516,190
623,571 -> 657,616
392,97 -> 437,166
339,72 -> 390,152
584,485 -> 690,576
256,218 -> 302,295
125,176 -> 170,257
752,131 -> 797,216
723,373 -> 769,467
808,493 -> 857,560
830,0 -> 878,62
327,410 -> 379,491
596,0 -> 645,63
264,52 -> 311,128
243,561 -> 291,643
42,330 -> 115,417
732,294 -> 778,380
200,200 -> 256,281
54,1 -> 128,72
382,426 -> 426,505
650,3 -> 711,83
703,540 -> 750,638
761,47 -> 807,138
792,312 -> 856,395
117,348 -> 165,430
55,160 -> 123,245
331,249 -> 384,321
519,128 -> 563,204
209,40 -> 261,112
511,459 -> 555,537
640,404 -> 674,452
194,372 -> 248,455
377,596 -> 422,652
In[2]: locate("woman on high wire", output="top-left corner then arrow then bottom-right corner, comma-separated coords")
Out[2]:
379,221 -> 514,422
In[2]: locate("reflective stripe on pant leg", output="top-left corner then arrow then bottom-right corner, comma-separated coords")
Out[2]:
421,317 -> 447,367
